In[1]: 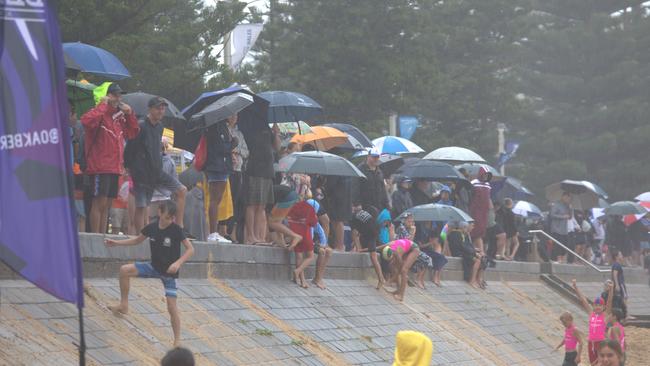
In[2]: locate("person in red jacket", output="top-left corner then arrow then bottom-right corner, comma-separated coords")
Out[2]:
81,83 -> 139,233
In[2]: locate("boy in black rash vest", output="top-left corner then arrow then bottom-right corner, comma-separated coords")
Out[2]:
350,202 -> 385,290
105,201 -> 194,347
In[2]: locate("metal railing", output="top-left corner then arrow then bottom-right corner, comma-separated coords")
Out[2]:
530,230 -> 611,273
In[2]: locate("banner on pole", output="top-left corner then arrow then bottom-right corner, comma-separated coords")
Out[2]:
229,23 -> 263,69
1,0 -> 84,307
398,115 -> 419,140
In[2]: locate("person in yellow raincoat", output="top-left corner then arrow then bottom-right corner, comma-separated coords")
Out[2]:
393,331 -> 433,366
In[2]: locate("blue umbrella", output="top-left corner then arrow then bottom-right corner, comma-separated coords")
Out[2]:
175,84 -> 269,152
354,136 -> 424,157
258,90 -> 323,123
492,176 -> 535,201
62,42 -> 130,80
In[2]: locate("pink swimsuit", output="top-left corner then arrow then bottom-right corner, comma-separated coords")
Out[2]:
389,239 -> 414,254
564,325 -> 578,351
588,312 -> 606,342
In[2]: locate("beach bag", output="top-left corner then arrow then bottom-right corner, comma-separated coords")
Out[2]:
194,135 -> 207,171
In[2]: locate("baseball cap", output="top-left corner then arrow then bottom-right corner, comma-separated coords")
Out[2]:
107,83 -> 125,95
368,146 -> 381,157
148,96 -> 169,108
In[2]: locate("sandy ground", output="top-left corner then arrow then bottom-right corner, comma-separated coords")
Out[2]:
622,326 -> 649,366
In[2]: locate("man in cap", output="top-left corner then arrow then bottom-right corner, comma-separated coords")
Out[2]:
391,176 -> 413,220
81,83 -> 140,233
124,96 -> 187,233
356,147 -> 390,212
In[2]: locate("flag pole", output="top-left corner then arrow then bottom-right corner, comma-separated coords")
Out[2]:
79,306 -> 86,366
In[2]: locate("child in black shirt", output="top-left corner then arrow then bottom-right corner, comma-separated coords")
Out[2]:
105,201 -> 194,347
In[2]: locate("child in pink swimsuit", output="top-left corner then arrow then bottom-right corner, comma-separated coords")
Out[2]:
379,239 -> 420,302
554,312 -> 584,366
573,279 -> 614,365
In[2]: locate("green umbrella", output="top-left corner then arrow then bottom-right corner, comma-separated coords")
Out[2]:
604,201 -> 647,216
66,80 -> 97,116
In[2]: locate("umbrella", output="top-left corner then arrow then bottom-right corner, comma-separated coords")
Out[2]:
371,136 -> 424,155
272,121 -> 313,135
545,180 -> 600,210
63,42 -> 131,80
66,79 -> 97,116
424,146 -> 487,164
635,192 -> 650,201
188,92 -> 254,132
492,176 -> 535,201
598,198 -> 610,208
396,160 -> 471,189
398,203 -> 473,223
605,201 -> 648,216
378,154 -> 405,177
175,84 -> 269,152
64,53 -> 81,71
581,181 -> 608,199
121,92 -> 185,127
512,201 -> 542,217
455,163 -> 504,181
323,123 -> 373,151
258,90 -> 323,123
290,126 -> 349,151
623,201 -> 650,226
277,151 -> 366,178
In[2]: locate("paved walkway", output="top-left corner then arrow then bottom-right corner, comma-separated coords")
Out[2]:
1,277 -> 649,365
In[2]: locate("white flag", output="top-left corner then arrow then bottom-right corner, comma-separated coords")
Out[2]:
229,23 -> 263,69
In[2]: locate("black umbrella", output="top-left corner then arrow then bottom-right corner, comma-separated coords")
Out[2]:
397,160 -> 471,189
278,151 -> 366,178
187,92 -> 254,132
378,155 -> 405,177
121,92 -> 185,127
323,123 -> 373,151
258,90 -> 323,123
492,176 -> 535,201
175,85 -> 269,152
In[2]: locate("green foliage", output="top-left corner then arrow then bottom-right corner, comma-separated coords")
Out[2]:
57,0 -> 248,107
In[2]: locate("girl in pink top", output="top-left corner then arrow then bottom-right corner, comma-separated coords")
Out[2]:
573,279 -> 614,365
379,239 -> 420,302
554,312 -> 584,366
607,309 -> 625,357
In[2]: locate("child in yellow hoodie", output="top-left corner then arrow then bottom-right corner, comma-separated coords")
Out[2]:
393,330 -> 433,366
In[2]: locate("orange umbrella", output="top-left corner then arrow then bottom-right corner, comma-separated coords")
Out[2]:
290,126 -> 349,151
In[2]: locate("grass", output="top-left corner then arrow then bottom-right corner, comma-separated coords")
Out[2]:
237,318 -> 249,325
291,339 -> 305,346
255,328 -> 273,336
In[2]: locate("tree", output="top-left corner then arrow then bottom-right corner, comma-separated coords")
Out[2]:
57,0 -> 248,108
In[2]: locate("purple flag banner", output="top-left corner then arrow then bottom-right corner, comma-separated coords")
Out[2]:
1,1 -> 83,307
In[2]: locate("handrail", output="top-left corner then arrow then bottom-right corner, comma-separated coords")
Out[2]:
530,230 -> 611,273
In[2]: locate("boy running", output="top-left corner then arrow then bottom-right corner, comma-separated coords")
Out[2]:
105,201 -> 194,347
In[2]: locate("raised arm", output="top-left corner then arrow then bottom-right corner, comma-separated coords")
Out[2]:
105,234 -> 147,247
80,102 -> 109,131
572,279 -> 592,314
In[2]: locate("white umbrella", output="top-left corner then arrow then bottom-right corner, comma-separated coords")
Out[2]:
399,203 -> 473,222
424,146 -> 487,164
512,201 -> 542,217
545,180 -> 599,210
635,192 -> 650,201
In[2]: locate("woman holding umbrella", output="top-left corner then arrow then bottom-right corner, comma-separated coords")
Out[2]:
204,115 -> 238,241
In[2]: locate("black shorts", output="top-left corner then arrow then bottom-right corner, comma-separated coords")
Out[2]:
487,224 -> 505,238
551,233 -> 569,258
360,234 -> 377,252
85,174 -> 119,199
562,350 -> 577,366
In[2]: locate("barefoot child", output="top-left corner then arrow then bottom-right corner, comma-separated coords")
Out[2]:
268,185 -> 301,248
379,239 -> 420,301
350,203 -> 386,290
105,201 -> 194,347
553,312 -> 584,366
287,198 -> 318,288
307,198 -> 333,290
573,279 -> 614,365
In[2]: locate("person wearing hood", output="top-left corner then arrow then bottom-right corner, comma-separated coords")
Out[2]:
392,331 -> 433,366
469,166 -> 493,253
391,176 -> 414,220
436,185 -> 454,206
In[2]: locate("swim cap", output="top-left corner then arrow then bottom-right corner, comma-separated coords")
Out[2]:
382,246 -> 393,261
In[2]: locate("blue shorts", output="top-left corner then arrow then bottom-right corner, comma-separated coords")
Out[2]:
135,262 -> 178,298
205,171 -> 229,183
